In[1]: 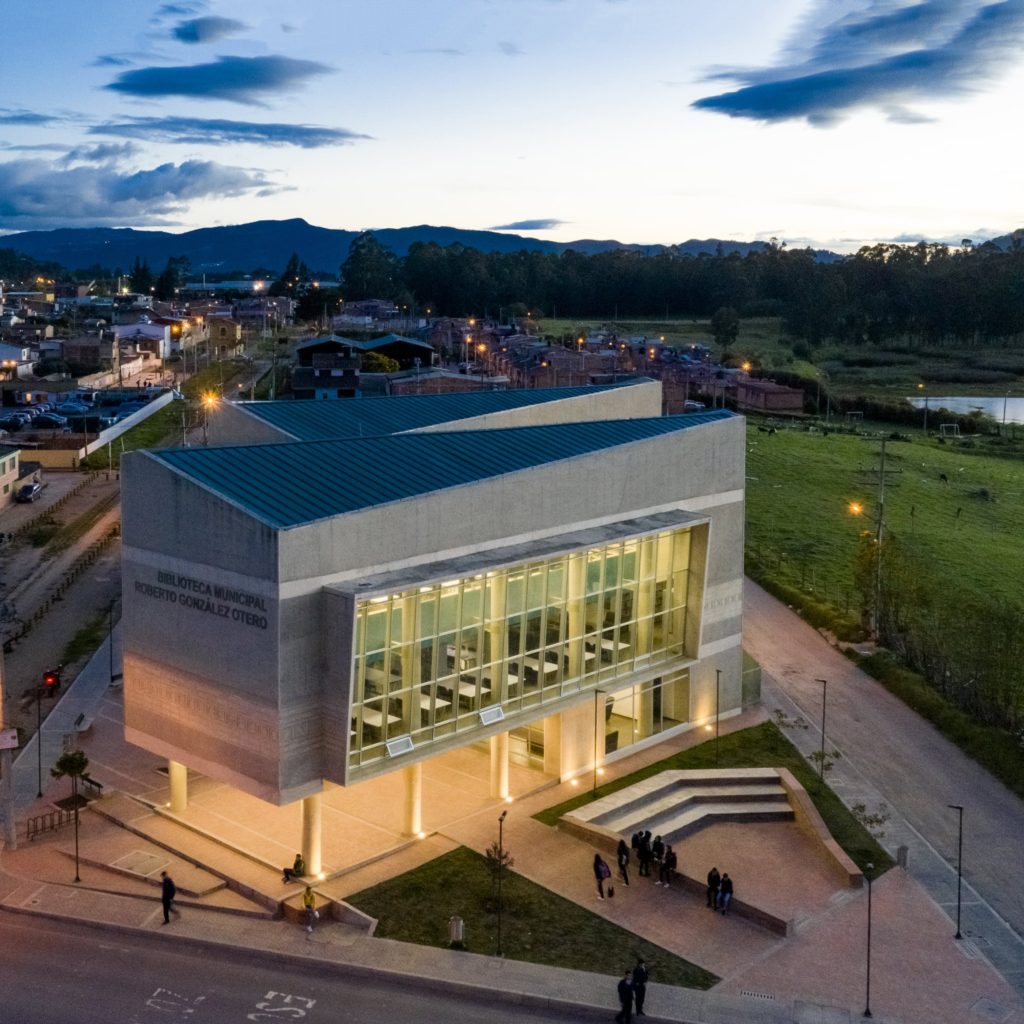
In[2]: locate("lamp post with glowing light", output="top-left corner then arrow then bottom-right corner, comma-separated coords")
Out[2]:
201,392 -> 218,447
917,383 -> 929,433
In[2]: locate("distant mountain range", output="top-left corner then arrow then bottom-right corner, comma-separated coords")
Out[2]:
0,218 -> 844,274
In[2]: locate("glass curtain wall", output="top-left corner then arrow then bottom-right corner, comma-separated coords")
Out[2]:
349,527 -> 693,768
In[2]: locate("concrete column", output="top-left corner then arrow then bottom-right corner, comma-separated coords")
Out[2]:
168,759 -> 188,814
301,793 -> 323,876
489,732 -> 509,800
403,762 -> 422,836
543,713 -> 563,778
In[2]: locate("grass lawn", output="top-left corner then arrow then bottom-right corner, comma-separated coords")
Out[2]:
534,722 -> 892,877
346,846 -> 718,989
744,423 -> 1024,613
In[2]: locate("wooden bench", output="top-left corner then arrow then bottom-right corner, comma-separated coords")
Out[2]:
80,774 -> 103,797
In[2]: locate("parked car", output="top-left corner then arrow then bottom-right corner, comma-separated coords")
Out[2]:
0,416 -> 24,432
33,413 -> 69,429
683,400 -> 706,411
14,482 -> 43,503
56,403 -> 90,417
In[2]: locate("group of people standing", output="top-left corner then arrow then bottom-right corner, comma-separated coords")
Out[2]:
607,832 -> 679,892
594,838 -> 737,915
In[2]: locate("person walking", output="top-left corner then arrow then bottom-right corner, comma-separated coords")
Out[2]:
302,885 -> 318,934
160,871 -> 177,925
616,839 -> 631,886
706,866 -> 721,908
615,969 -> 634,1024
632,958 -> 649,1016
660,845 -> 677,887
594,852 -> 612,900
719,873 -> 734,914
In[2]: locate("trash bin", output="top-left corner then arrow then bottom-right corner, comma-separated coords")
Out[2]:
448,914 -> 464,947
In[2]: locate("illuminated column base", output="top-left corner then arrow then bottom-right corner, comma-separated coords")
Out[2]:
168,760 -> 188,814
301,793 -> 322,877
490,732 -> 509,800
404,762 -> 423,836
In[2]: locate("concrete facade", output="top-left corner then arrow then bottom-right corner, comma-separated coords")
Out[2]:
121,390 -> 745,815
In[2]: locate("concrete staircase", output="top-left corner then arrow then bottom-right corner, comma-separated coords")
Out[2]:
560,767 -> 794,849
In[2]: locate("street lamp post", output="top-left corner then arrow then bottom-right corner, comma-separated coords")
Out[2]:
948,803 -> 963,939
496,809 -> 507,957
36,687 -> 43,798
815,677 -> 828,779
864,862 -> 874,1018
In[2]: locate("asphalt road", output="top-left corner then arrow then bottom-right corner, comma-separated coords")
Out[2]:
0,915 -> 598,1024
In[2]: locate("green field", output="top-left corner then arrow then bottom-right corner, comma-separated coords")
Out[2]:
745,423 -> 1024,615
347,845 -> 718,988
538,316 -> 1024,403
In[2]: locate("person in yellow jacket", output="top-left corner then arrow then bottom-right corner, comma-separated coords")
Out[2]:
302,886 -> 317,934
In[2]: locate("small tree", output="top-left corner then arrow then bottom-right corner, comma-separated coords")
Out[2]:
710,306 -> 740,347
483,840 -> 514,912
52,749 -> 89,882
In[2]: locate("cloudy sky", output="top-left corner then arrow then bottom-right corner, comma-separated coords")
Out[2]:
2,0 -> 1022,250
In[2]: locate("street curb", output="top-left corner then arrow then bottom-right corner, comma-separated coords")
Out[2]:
0,900 -> 699,1024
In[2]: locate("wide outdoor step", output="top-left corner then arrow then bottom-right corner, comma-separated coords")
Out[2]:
589,784 -> 788,831
91,795 -> 282,916
657,801 -> 795,846
574,767 -> 784,825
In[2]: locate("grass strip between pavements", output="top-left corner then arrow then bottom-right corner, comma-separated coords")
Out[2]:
346,845 -> 718,989
534,722 -> 892,877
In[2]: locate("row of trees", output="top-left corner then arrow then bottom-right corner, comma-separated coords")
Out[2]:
8,228 -> 1024,345
336,232 -> 1024,346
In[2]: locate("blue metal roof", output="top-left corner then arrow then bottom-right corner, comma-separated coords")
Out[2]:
149,410 -> 735,529
234,380 -> 650,441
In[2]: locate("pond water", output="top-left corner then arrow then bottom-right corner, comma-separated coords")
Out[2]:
907,394 -> 1024,426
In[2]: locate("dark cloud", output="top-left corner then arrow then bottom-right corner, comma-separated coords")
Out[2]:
490,218 -> 566,231
153,3 -> 204,19
0,108 -> 58,126
105,54 -> 332,105
410,47 -> 464,57
61,142 -> 140,164
91,115 -> 371,148
694,0 -> 1024,124
172,16 -> 247,44
498,41 -> 525,56
0,158 -> 275,230
93,54 -> 135,67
